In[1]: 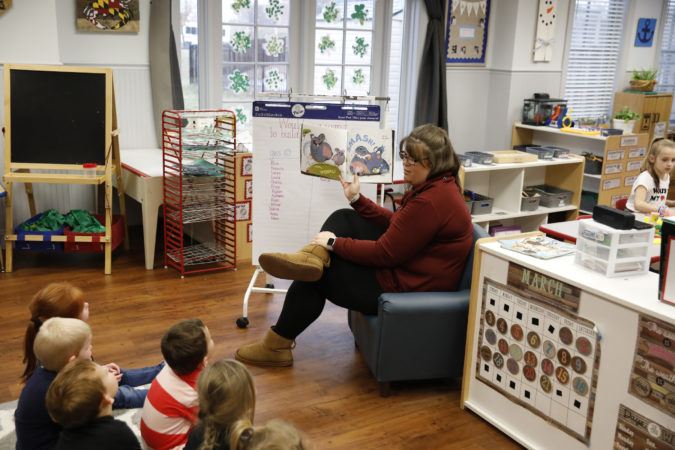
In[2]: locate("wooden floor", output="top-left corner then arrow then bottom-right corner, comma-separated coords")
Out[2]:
0,237 -> 521,449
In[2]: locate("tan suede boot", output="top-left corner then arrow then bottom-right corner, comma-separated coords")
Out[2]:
258,244 -> 330,282
235,328 -> 295,367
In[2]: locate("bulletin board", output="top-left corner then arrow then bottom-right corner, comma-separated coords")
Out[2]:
251,101 -> 379,265
446,0 -> 490,65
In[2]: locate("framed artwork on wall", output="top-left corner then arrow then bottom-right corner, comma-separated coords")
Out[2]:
235,201 -> 251,222
241,156 -> 253,177
446,0 -> 490,65
76,0 -> 140,33
245,179 -> 252,199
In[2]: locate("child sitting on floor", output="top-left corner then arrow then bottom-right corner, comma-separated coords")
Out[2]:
184,359 -> 256,450
14,317 -> 93,450
141,318 -> 214,450
22,282 -> 163,409
46,359 -> 142,450
229,419 -> 308,450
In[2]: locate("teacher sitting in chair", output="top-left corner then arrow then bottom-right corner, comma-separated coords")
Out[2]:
235,124 -> 473,367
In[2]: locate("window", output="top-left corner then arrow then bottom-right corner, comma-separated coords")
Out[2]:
176,0 -> 408,149
657,0 -> 675,124
563,0 -> 627,119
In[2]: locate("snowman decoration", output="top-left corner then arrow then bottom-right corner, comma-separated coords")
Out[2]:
533,0 -> 557,62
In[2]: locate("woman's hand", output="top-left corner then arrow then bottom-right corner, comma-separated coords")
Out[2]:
340,175 -> 360,203
311,231 -> 337,250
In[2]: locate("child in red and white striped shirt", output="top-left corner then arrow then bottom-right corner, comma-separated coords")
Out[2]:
140,319 -> 214,450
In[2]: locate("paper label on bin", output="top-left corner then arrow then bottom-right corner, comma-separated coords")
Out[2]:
581,229 -> 605,242
626,161 -> 641,172
607,150 -> 624,161
621,136 -> 639,147
602,178 -> 621,190
625,175 -> 637,187
629,148 -> 646,158
605,163 -> 623,174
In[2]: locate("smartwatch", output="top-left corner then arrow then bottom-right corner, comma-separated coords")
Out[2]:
327,237 -> 336,248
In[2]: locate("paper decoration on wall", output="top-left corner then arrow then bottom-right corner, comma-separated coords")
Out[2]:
446,0 -> 490,65
628,314 -> 675,417
0,0 -> 12,17
635,18 -> 657,47
76,0 -> 140,33
475,278 -> 600,444
613,405 -> 673,449
533,0 -> 557,62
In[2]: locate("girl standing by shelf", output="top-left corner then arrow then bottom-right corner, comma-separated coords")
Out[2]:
626,139 -> 675,216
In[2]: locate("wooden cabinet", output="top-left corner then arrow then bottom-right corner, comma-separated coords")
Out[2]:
512,123 -> 649,213
612,92 -> 672,142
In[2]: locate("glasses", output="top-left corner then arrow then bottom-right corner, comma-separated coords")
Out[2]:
399,150 -> 429,166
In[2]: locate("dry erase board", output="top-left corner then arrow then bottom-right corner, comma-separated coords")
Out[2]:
8,66 -> 108,165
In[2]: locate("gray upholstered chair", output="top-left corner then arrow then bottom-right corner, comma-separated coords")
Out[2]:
348,223 -> 488,396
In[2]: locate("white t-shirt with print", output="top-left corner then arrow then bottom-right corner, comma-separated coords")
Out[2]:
626,170 -> 670,212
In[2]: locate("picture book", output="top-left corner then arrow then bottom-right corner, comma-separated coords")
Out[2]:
299,124 -> 394,183
500,236 -> 576,260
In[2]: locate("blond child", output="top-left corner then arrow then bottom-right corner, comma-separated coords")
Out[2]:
140,319 -> 215,450
230,419 -> 308,450
627,139 -> 675,216
14,317 -> 92,450
22,282 -> 164,409
46,359 -> 141,449
184,359 -> 256,450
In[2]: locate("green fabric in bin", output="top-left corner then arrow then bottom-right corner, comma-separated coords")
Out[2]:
18,209 -> 65,231
64,210 -> 105,233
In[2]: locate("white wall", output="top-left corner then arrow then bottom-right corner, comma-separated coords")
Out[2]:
619,0 -> 665,90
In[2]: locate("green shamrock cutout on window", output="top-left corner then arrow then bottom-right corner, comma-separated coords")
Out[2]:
235,108 -> 248,125
318,35 -> 336,54
265,69 -> 284,90
231,0 -> 251,13
352,36 -> 369,58
351,4 -> 368,25
265,0 -> 284,21
322,68 -> 338,90
228,70 -> 250,94
231,31 -> 252,54
352,69 -> 366,85
323,1 -> 340,23
263,35 -> 284,57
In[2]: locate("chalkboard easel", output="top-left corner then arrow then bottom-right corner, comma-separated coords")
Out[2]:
3,64 -> 127,274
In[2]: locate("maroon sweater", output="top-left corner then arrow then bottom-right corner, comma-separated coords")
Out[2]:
332,172 -> 473,292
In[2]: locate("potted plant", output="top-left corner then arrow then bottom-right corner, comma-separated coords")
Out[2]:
630,68 -> 658,92
613,106 -> 640,133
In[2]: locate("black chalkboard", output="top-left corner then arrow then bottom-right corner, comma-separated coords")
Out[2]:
10,68 -> 107,165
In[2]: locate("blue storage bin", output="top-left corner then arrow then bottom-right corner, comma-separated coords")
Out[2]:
15,213 -> 64,252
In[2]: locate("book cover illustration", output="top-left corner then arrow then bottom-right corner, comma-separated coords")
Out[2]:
500,236 -> 575,260
300,125 -> 393,183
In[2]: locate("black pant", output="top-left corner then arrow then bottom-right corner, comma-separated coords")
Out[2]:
274,209 -> 386,340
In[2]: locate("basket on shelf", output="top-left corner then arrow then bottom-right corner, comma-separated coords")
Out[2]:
629,79 -> 656,92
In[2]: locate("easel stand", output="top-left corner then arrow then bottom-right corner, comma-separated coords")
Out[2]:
3,65 -> 127,275
237,93 -> 389,328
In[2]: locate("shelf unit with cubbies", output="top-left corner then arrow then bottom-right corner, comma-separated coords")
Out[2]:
511,123 -> 649,214
162,109 -> 238,276
458,155 -> 584,233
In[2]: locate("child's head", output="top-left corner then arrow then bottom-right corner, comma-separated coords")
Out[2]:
161,319 -> 214,375
641,138 -> 675,185
22,283 -> 88,382
196,359 -> 255,449
46,359 -> 118,429
230,419 -> 307,450
34,317 -> 92,373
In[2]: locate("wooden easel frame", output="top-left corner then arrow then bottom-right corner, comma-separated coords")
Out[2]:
3,64 -> 127,274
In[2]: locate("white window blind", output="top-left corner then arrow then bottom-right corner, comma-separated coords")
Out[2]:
563,0 -> 626,119
657,0 -> 675,124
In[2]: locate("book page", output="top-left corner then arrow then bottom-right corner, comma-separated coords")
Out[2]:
344,127 -> 394,183
299,124 -> 348,181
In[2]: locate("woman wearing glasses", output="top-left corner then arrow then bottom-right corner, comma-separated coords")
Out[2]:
235,124 -> 473,367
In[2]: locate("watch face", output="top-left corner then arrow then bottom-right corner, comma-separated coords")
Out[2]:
327,237 -> 335,246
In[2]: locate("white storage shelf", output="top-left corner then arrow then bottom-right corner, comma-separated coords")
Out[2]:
460,155 -> 584,232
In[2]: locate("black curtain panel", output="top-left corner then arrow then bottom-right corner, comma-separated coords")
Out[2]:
414,0 -> 448,130
149,0 -> 185,145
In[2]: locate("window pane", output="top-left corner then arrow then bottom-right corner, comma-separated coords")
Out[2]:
345,0 -> 373,30
224,102 -> 253,151
223,26 -> 255,61
316,0 -> 344,28
344,66 -> 370,96
386,0 -> 406,132
179,0 -> 199,109
223,64 -> 254,99
345,30 -> 372,64
223,0 -> 255,24
257,27 -> 289,62
257,0 -> 290,26
257,65 -> 289,93
314,65 -> 342,95
315,29 -> 344,64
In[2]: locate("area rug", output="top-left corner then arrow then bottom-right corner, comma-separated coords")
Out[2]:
0,399 -> 143,450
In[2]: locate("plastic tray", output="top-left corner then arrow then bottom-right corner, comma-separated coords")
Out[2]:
521,189 -> 541,211
457,154 -> 472,167
15,213 -> 64,252
539,146 -> 570,158
464,190 -> 493,214
465,151 -> 494,165
64,214 -> 125,253
525,146 -> 554,160
531,185 -> 572,207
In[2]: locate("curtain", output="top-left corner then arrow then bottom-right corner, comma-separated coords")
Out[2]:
149,0 -> 184,145
414,0 -> 448,130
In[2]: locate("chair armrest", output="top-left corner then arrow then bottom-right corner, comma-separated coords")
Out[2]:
378,291 -> 470,316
